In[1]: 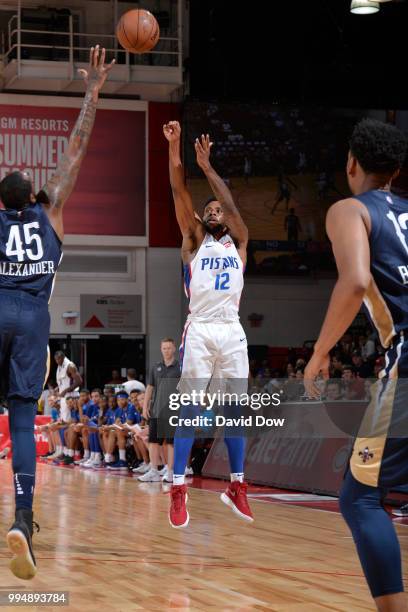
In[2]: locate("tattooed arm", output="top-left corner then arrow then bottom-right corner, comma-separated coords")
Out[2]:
40,46 -> 115,242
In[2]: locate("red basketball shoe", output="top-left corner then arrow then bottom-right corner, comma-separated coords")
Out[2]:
220,481 -> 254,522
169,485 -> 189,528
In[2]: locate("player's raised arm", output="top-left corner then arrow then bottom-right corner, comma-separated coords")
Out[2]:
195,134 -> 248,249
304,198 -> 371,396
39,46 -> 115,241
163,121 -> 201,239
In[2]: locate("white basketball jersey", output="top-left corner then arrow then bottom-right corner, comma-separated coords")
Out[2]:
184,233 -> 244,322
57,357 -> 76,394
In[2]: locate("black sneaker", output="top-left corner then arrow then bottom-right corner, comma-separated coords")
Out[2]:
7,509 -> 40,580
392,503 -> 408,517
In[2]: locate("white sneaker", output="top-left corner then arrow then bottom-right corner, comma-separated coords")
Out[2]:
137,468 -> 161,482
82,459 -> 95,468
162,470 -> 173,483
158,466 -> 167,476
185,466 -> 194,476
132,462 -> 150,474
74,457 -> 88,465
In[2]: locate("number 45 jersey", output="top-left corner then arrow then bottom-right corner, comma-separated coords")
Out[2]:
184,232 -> 244,322
0,202 -> 62,302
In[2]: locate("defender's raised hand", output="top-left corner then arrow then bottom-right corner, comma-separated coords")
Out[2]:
195,134 -> 213,172
77,45 -> 115,91
163,121 -> 181,143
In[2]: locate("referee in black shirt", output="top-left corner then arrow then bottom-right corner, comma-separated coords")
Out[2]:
139,339 -> 179,482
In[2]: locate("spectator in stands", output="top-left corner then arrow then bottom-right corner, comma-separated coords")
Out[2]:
285,363 -> 295,378
263,370 -> 281,395
339,333 -> 353,361
295,358 -> 306,371
284,208 -> 302,242
342,366 -> 366,400
122,368 -> 145,394
331,355 -> 344,378
324,380 -> 343,401
358,333 -> 376,361
105,369 -> 125,386
351,350 -> 373,378
257,360 -> 271,378
103,385 -> 115,399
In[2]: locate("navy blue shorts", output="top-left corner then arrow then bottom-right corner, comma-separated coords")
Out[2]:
350,332 -> 408,489
0,290 -> 50,401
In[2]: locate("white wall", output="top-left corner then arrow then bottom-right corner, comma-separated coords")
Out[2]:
146,247 -> 183,367
240,277 -> 335,346
49,247 -> 146,334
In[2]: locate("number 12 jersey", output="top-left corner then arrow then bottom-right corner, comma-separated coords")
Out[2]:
183,232 -> 244,322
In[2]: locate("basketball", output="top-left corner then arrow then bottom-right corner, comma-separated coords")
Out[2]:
116,9 -> 160,54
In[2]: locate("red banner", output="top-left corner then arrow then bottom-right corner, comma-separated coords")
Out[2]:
0,104 -> 146,236
148,102 -> 182,247
0,415 -> 51,457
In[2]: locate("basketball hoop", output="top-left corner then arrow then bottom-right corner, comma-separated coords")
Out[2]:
62,311 -> 79,327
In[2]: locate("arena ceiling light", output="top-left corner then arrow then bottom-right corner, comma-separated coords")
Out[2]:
350,0 -> 380,13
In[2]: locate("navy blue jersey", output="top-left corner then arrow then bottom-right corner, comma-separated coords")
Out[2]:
356,190 -> 408,347
0,202 -> 62,302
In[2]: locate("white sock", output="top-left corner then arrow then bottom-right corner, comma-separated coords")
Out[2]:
83,449 -> 90,459
89,452 -> 95,462
104,453 -> 113,462
94,453 -> 101,463
166,469 -> 174,480
173,474 -> 185,485
68,449 -> 74,457
231,473 -> 244,483
64,447 -> 69,455
57,446 -> 62,455
119,449 -> 126,461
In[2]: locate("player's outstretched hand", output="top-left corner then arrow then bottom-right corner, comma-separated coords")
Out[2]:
77,45 -> 115,91
195,134 -> 213,172
163,121 -> 181,142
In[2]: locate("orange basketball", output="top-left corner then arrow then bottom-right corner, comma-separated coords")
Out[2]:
116,9 -> 160,54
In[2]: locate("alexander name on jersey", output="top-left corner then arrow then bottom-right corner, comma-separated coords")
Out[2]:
0,260 -> 56,276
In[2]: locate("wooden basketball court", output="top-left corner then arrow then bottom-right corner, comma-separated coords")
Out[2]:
0,461 -> 405,611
